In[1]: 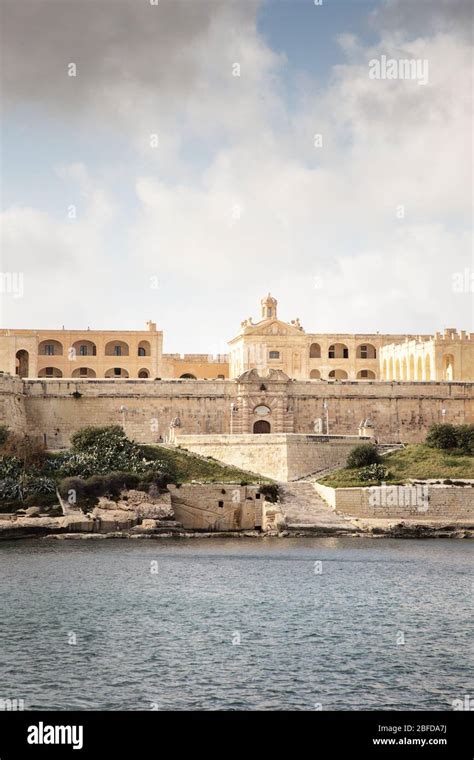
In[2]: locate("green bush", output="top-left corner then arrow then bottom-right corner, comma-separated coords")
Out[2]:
58,476 -> 86,500
454,425 -> 474,454
47,426 -> 168,478
137,469 -> 172,491
426,424 -> 458,450
426,423 -> 474,453
59,471 -> 142,504
258,484 -> 280,503
347,444 -> 381,469
358,464 -> 390,482
0,473 -> 56,501
0,456 -> 23,480
70,425 -> 125,451
0,425 -> 10,447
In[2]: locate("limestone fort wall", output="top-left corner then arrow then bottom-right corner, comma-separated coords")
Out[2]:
0,374 -> 473,447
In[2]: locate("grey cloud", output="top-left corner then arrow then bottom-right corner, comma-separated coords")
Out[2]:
1,0 -> 259,118
370,0 -> 473,41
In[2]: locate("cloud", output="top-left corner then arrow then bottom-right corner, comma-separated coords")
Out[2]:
0,166 -> 117,327
1,0 -> 472,344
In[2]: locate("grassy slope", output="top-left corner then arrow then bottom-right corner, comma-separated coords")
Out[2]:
319,444 -> 474,488
141,444 -> 270,484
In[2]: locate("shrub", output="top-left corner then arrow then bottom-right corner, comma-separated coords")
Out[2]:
454,425 -> 474,454
0,425 -> 10,447
70,425 -> 125,451
0,456 -> 23,480
426,424 -> 458,450
358,464 -> 390,482
0,473 -> 56,501
259,484 -> 280,503
59,471 -> 142,504
0,433 -> 45,467
58,476 -> 86,500
47,426 -> 168,478
137,469 -> 171,492
347,444 -> 381,469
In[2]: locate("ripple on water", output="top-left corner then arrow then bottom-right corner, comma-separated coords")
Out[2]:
0,537 -> 472,710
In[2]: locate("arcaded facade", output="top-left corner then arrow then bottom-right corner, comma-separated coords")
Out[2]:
0,294 -> 473,382
380,329 -> 474,382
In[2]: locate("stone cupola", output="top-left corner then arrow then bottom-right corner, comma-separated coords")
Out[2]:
261,293 -> 278,321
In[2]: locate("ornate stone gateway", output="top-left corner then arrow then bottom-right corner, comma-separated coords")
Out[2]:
232,369 -> 294,434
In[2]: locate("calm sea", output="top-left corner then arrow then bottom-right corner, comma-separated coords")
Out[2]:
0,537 -> 472,710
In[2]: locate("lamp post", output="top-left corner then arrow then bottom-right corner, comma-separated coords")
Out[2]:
441,408 -> 446,423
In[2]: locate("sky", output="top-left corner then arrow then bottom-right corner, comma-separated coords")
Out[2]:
0,0 -> 472,354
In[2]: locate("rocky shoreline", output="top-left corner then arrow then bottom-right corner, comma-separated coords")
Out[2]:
1,486 -> 472,541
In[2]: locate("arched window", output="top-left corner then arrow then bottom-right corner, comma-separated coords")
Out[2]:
443,354 -> 454,381
356,344 -> 376,359
38,367 -> 63,378
105,368 -> 129,378
15,350 -> 29,378
357,369 -> 376,380
72,367 -> 96,378
309,343 -> 321,358
138,369 -> 150,378
180,373 -> 197,379
39,340 -> 64,356
402,358 -> 407,380
416,357 -> 423,381
71,340 -> 96,357
310,369 -> 321,379
328,343 -> 349,359
328,369 -> 348,380
425,355 -> 431,381
105,340 -> 129,357
138,340 -> 151,356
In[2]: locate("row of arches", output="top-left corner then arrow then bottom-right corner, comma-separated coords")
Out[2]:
383,354 -> 435,381
309,369 -> 376,380
37,339 -> 151,357
38,367 -> 152,379
309,343 -> 377,359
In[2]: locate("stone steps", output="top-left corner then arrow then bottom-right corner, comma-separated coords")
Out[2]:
279,481 -> 356,531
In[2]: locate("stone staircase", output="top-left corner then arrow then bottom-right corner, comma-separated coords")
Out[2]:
279,481 -> 357,534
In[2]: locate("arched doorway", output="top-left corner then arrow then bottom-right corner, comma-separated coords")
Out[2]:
253,420 -> 271,434
15,350 -> 29,378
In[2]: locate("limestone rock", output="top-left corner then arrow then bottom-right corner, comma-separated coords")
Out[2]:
25,506 -> 41,517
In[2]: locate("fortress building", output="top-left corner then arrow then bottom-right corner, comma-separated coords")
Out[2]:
1,292 -> 474,447
1,294 -> 473,383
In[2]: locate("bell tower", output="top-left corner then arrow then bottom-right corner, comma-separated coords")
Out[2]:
261,293 -> 278,320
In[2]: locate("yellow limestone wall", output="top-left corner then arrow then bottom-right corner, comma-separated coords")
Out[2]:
313,482 -> 474,519
168,484 -> 260,530
1,374 -> 474,447
175,434 -> 371,481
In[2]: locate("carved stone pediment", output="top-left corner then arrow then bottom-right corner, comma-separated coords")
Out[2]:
236,368 -> 291,385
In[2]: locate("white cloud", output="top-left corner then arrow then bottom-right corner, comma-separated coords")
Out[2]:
1,0 -> 472,345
